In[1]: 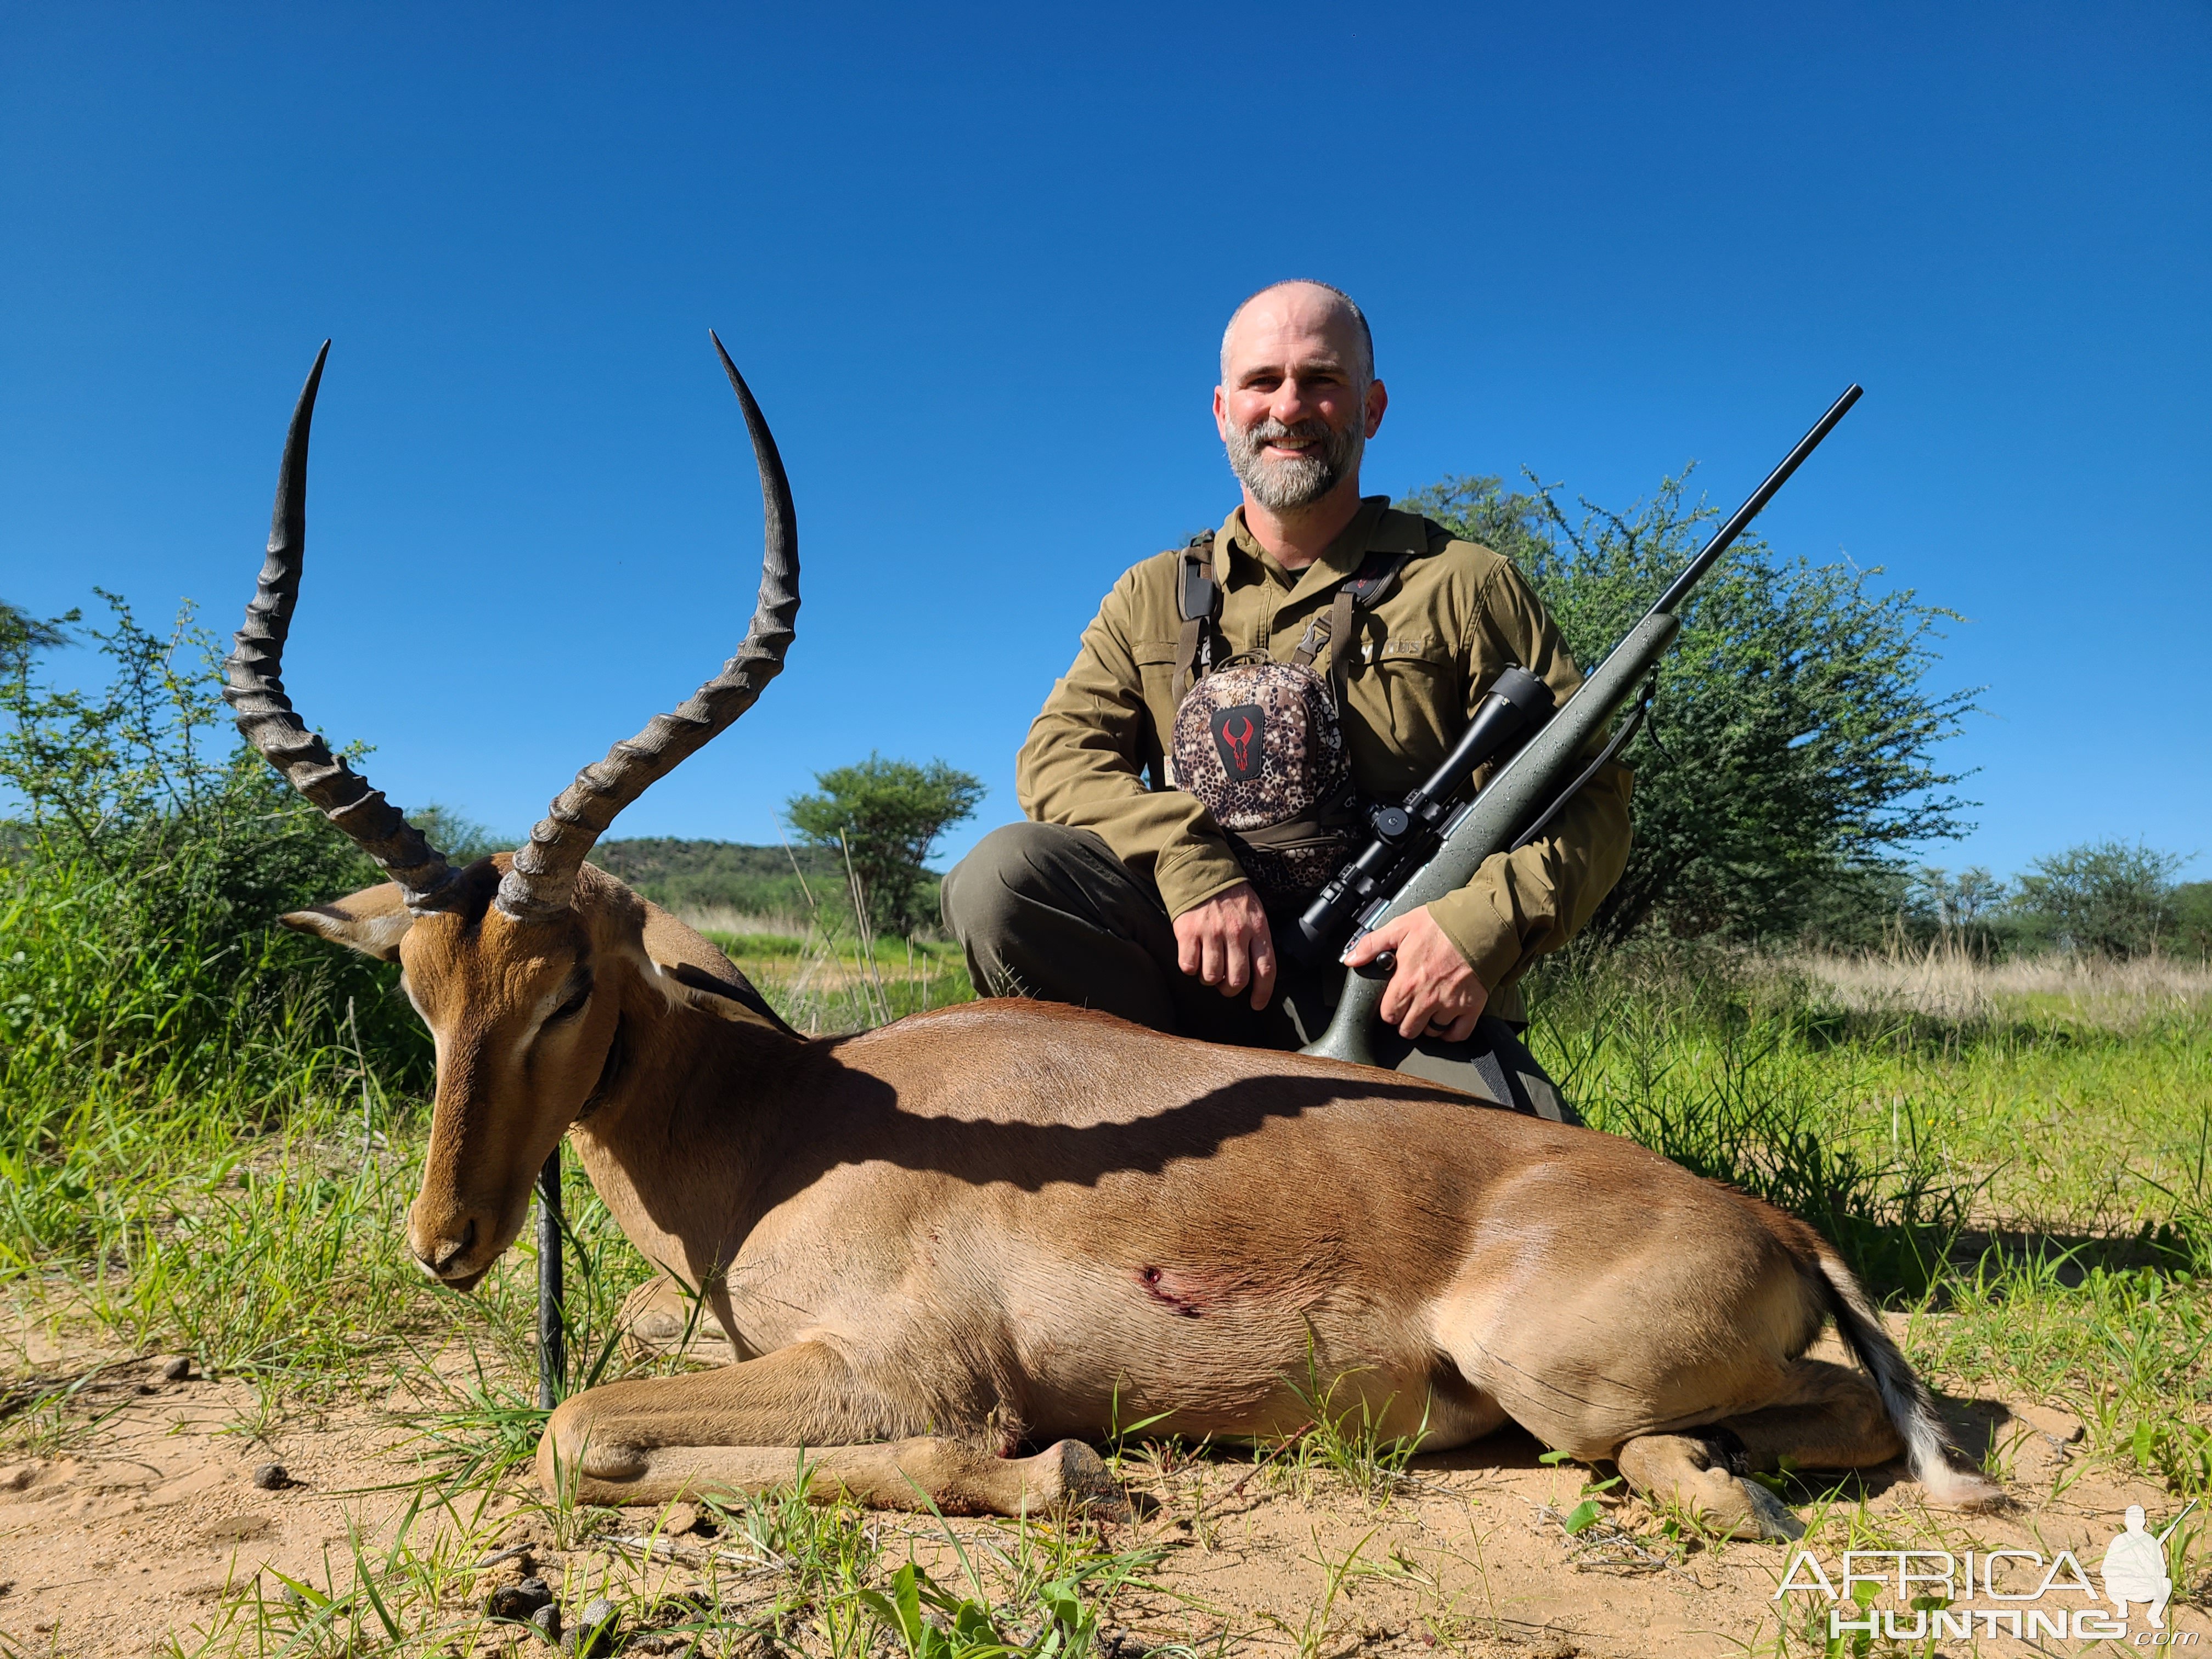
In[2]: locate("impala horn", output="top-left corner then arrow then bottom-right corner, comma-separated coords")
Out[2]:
495,330 -> 799,919
225,342 -> 465,914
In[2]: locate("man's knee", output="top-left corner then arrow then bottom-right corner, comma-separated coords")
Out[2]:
944,822 -> 1142,951
941,822 -> 1098,941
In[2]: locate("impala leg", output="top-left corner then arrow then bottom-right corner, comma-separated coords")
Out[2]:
1615,1359 -> 1905,1542
1616,1431 -> 1804,1542
1713,1358 -> 1903,1473
569,1435 -> 1128,1517
618,1274 -> 740,1367
537,1340 -> 1127,1519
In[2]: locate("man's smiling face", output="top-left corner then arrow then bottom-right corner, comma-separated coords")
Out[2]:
1215,282 -> 1385,513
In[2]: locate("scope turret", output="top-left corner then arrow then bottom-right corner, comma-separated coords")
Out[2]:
1287,665 -> 1554,967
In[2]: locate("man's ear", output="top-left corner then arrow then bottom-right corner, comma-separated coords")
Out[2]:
281,883 -> 414,961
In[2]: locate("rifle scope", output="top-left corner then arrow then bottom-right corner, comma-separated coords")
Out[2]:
1288,665 -> 1554,967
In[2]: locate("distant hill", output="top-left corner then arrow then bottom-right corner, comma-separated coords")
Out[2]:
591,838 -> 847,921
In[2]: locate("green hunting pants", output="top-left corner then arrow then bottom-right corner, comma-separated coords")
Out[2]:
940,822 -> 1327,1048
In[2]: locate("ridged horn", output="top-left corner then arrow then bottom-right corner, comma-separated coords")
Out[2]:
494,331 -> 799,920
224,343 -> 464,914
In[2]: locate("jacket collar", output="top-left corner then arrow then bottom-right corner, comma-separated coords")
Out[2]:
1216,496 -> 1427,606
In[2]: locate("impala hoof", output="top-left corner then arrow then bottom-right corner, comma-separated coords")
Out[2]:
1737,1476 -> 1806,1542
1039,1439 -> 1131,1521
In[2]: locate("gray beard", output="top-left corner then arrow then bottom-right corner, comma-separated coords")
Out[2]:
1224,413 -> 1365,511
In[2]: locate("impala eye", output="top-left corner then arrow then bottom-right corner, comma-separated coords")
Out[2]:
548,980 -> 592,1024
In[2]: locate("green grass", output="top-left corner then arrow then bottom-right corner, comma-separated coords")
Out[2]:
699,923 -> 975,1033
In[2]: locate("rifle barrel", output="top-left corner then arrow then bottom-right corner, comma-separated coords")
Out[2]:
1654,383 -> 1861,614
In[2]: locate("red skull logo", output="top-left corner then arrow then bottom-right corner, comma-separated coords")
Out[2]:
1222,715 -> 1254,769
1210,704 -> 1265,779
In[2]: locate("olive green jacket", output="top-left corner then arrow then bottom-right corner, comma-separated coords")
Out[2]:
1015,496 -> 1633,1001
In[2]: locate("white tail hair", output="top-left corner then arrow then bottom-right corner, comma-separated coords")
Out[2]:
1815,1244 -> 2005,1509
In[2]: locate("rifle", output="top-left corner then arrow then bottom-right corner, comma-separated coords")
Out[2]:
1296,385 -> 1863,1072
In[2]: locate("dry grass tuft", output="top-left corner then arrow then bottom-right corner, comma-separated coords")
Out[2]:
1780,946 -> 2212,1029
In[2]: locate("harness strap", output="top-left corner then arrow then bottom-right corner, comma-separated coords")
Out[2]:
1178,533 -> 1412,706
1290,548 -> 1412,706
1171,531 -> 1218,704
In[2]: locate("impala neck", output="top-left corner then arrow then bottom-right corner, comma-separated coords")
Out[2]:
561,976 -> 809,1321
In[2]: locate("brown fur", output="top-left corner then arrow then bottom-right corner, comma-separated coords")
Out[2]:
290,854 -> 2000,1532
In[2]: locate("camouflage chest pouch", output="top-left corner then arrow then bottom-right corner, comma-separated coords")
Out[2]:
1164,534 -> 1411,909
1169,659 -> 1362,907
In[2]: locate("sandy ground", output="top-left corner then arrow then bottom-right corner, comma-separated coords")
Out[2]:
2,1314 -> 2205,1658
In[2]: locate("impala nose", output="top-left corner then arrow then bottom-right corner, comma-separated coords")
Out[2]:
415,1218 -> 478,1279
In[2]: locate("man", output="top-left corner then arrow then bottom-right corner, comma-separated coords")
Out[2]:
943,280 -> 1630,1053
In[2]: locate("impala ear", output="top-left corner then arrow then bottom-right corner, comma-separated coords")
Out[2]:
281,883 -> 415,961
656,958 -> 791,1032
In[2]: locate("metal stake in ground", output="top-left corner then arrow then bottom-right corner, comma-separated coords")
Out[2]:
536,1148 -> 564,1410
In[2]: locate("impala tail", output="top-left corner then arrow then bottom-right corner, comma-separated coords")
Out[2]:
1812,1242 -> 2005,1509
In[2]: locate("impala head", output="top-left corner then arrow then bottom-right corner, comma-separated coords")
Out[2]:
228,336 -> 798,1289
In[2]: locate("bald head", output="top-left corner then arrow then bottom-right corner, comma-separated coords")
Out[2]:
1220,281 -> 1374,387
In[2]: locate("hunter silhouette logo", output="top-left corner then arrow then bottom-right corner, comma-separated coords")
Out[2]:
1210,704 -> 1265,780
2104,1501 -> 2192,1628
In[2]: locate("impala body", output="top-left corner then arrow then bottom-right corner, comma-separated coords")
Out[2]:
236,342 -> 2001,1538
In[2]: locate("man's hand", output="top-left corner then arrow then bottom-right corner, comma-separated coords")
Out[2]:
1340,907 -> 1489,1041
1173,882 -> 1277,1011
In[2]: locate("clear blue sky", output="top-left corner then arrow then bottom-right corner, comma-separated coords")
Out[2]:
3,2 -> 2205,882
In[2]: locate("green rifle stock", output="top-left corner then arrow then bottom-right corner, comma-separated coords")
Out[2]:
1299,383 -> 1864,1069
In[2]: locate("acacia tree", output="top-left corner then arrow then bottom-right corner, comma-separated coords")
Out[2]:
1401,472 -> 1978,944
1,600 -> 68,678
2008,839 -> 2187,958
786,754 -> 985,936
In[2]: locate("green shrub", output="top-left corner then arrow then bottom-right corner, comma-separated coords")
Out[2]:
2008,839 -> 2191,959
786,753 -> 985,936
0,592 -> 428,1122
1403,472 -> 1977,947
592,836 -> 845,921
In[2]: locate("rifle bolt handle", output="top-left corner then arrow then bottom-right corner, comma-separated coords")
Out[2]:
1353,949 -> 1397,980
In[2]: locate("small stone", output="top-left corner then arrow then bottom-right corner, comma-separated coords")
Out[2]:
531,1602 -> 562,1641
573,1598 -> 619,1657
158,1356 -> 193,1383
660,1501 -> 699,1536
488,1576 -> 554,1620
251,1463 -> 290,1491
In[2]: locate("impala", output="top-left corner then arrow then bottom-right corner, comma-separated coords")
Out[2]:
230,339 -> 2001,1539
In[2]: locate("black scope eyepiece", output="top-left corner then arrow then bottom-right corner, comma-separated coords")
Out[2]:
1288,665 -> 1555,967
